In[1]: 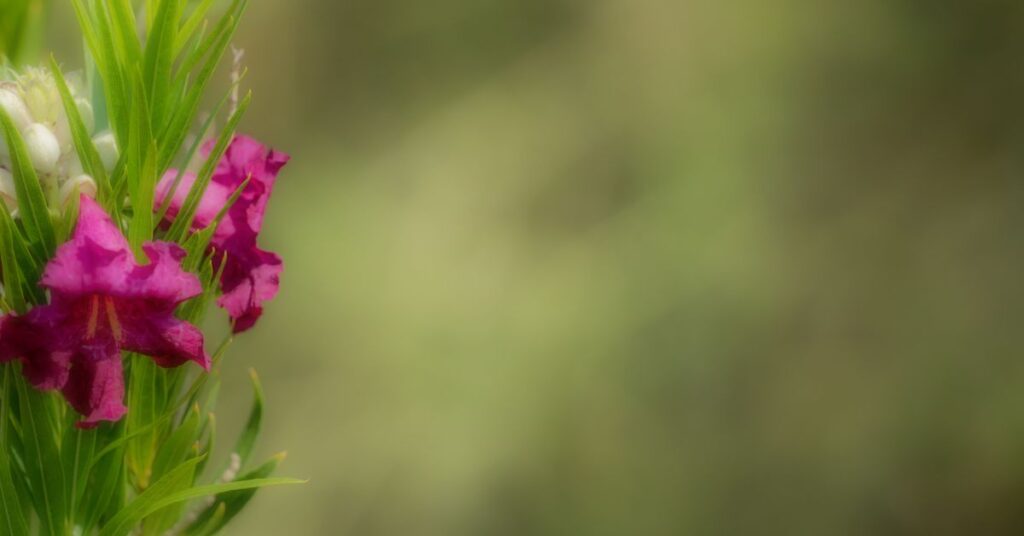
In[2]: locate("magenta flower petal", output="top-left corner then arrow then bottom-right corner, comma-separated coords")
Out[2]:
154,171 -> 233,232
212,135 -> 289,237
61,343 -> 127,428
0,313 -> 71,390
156,135 -> 289,333
217,247 -> 283,333
0,196 -> 209,426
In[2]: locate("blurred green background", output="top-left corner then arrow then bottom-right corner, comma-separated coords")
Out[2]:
44,0 -> 1024,533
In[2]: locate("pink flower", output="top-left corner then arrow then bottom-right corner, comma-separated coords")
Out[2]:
0,196 -> 210,427
156,135 -> 289,333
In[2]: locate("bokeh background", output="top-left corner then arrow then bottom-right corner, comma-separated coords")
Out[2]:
42,0 -> 1024,534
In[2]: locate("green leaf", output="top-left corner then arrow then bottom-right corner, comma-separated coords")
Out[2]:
57,187 -> 81,244
101,470 -> 303,536
99,456 -> 205,536
233,369 -> 264,470
0,104 -> 57,258
150,405 -> 201,486
127,358 -> 162,490
153,76 -> 240,228
14,374 -> 67,536
62,423 -> 97,530
77,424 -> 128,533
48,56 -> 111,203
158,0 -> 247,171
185,453 -> 285,535
0,199 -> 48,306
129,140 -> 158,252
175,0 -> 217,55
0,203 -> 26,313
0,369 -> 29,536
143,0 -> 182,127
145,408 -> 202,533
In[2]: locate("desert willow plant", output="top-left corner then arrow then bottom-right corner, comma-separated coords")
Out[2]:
0,1 -> 302,535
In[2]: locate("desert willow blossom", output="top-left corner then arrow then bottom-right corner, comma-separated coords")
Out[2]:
0,1 -> 301,535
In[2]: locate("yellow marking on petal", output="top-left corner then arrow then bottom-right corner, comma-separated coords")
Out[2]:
85,295 -> 100,339
104,296 -> 123,343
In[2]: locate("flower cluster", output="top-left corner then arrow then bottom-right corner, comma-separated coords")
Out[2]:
0,132 -> 286,427
0,67 -> 117,210
0,196 -> 209,427
157,136 -> 289,333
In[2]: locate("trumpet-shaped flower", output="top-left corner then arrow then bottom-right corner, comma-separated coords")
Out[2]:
156,135 -> 289,333
0,196 -> 210,427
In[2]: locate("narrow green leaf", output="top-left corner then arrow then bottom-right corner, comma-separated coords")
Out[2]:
101,472 -> 302,536
58,190 -> 80,244
14,374 -> 67,536
143,0 -> 181,127
62,424 -> 96,530
0,204 -> 26,313
99,456 -> 205,536
159,0 -> 247,171
49,56 -> 110,200
88,1 -> 131,143
145,408 -> 202,533
185,453 -> 285,535
129,141 -> 157,251
175,0 -> 217,54
154,76 -> 239,228
233,369 -> 264,470
0,105 -> 57,257
78,424 -> 127,533
0,369 -> 29,536
0,200 -> 47,306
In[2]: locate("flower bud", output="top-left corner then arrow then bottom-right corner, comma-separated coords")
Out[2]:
93,131 -> 119,170
18,68 -> 60,125
23,123 -> 61,174
0,87 -> 33,131
59,174 -> 98,207
0,168 -> 16,210
63,153 -> 84,178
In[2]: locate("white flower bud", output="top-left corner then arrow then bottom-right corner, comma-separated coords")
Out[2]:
63,153 -> 84,178
59,174 -> 97,206
93,131 -> 119,170
23,123 -> 60,174
18,68 -> 60,124
0,87 -> 33,131
55,120 -> 72,154
0,168 -> 16,210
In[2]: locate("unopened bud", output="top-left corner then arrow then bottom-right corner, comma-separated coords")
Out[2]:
0,87 -> 33,131
19,68 -> 60,124
64,154 -> 84,178
93,131 -> 119,170
23,123 -> 60,174
59,174 -> 98,207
